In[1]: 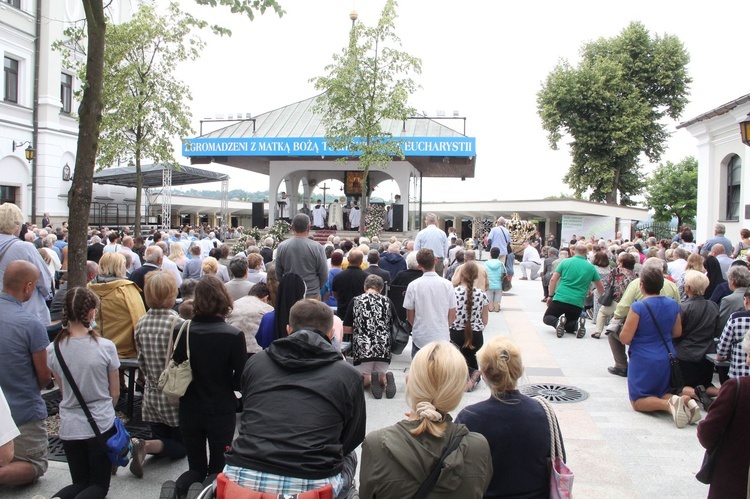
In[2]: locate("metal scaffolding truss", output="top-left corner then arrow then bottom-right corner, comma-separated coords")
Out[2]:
221,179 -> 229,227
93,163 -> 230,230
162,166 -> 172,230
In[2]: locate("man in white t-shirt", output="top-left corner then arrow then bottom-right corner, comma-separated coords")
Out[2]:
403,249 -> 457,358
520,240 -> 543,280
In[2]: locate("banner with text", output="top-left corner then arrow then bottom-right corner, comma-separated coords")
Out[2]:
561,215 -> 616,245
181,136 -> 476,158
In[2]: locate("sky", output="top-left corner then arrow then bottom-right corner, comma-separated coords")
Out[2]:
169,0 -> 749,203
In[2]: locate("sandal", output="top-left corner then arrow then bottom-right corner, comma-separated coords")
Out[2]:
591,332 -> 601,339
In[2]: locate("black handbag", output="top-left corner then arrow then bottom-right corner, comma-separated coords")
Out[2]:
389,298 -> 411,355
642,301 -> 684,394
696,380 -> 741,484
598,286 -> 615,306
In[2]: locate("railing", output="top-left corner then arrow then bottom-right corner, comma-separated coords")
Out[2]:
634,222 -> 677,241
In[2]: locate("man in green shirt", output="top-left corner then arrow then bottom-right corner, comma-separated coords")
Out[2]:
544,243 -> 604,338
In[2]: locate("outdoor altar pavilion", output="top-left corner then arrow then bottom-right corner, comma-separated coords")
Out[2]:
181,93 -> 477,231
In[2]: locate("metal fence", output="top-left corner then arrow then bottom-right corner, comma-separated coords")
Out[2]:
634,222 -> 677,241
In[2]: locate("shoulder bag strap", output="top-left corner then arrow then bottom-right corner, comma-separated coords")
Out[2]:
170,320 -> 191,365
535,396 -> 566,463
54,342 -> 106,446
0,239 -> 18,267
642,300 -> 674,359
163,316 -> 184,371
411,433 -> 464,499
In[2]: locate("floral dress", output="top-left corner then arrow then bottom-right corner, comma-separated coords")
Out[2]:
345,292 -> 393,365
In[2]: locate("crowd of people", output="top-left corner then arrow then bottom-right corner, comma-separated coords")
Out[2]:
0,199 -> 748,498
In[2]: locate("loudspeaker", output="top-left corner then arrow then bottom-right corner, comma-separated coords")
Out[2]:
252,202 -> 264,228
392,204 -> 404,232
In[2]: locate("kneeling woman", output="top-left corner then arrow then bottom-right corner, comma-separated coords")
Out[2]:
457,336 -> 562,498
359,341 -> 492,498
620,265 -> 698,428
47,288 -> 121,499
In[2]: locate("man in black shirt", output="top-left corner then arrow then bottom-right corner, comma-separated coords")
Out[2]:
332,249 -> 368,319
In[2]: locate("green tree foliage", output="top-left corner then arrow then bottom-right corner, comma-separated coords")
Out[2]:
98,3 -> 212,234
537,22 -> 691,205
311,0 -> 421,235
65,0 -> 283,289
645,156 -> 697,227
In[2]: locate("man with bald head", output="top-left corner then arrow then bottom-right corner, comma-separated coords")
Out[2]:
544,242 -> 604,338
0,261 -> 51,485
332,249 -> 368,319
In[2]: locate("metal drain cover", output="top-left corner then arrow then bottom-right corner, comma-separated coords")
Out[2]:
520,384 -> 589,403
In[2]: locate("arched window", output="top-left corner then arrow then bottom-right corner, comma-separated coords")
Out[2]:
726,155 -> 742,221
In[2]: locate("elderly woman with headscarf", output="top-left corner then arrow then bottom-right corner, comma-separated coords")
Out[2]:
255,273 -> 306,349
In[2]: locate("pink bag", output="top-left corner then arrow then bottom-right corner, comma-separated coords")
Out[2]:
535,397 -> 574,498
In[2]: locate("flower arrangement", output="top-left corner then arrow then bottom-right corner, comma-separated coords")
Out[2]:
267,219 -> 291,246
364,203 -> 386,239
230,220 -> 291,255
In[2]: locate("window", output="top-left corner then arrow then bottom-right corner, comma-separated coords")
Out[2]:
4,56 -> 18,103
61,73 -> 72,113
0,186 -> 16,205
726,155 -> 741,221
2,1 -> 21,8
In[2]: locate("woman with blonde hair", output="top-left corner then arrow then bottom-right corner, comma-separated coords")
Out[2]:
131,272 -> 186,478
0,202 -> 52,324
88,252 -> 146,359
457,336 -> 560,498
200,256 -> 219,278
677,252 -> 704,301
168,242 -> 188,273
360,341 -> 492,498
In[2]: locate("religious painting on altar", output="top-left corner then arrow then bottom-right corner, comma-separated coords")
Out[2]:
344,171 -> 370,197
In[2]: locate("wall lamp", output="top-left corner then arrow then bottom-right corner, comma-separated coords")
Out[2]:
62,163 -> 72,181
12,140 -> 34,163
740,113 -> 750,147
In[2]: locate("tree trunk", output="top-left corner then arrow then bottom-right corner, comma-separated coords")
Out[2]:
359,165 -> 369,236
607,162 -> 621,205
67,0 -> 106,289
135,148 -> 142,235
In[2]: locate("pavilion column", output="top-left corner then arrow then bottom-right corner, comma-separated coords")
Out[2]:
395,172 -> 410,233
288,172 -> 305,216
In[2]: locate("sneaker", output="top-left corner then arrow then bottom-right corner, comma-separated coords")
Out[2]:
370,373 -> 383,399
556,316 -> 567,338
668,395 -> 689,428
385,372 -> 396,399
160,480 -> 177,499
576,317 -> 587,338
686,399 -> 703,425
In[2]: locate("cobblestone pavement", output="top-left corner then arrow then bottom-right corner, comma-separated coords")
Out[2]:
2,275 -> 710,498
